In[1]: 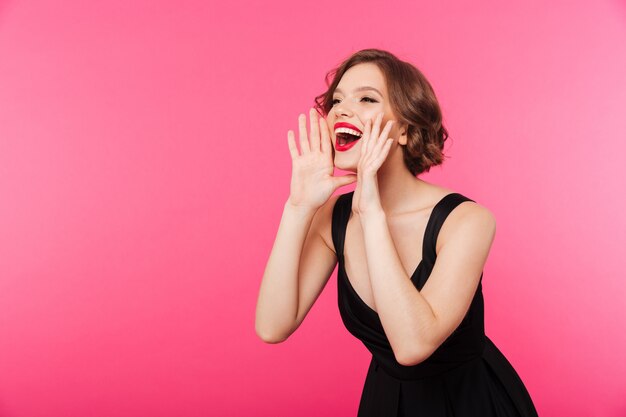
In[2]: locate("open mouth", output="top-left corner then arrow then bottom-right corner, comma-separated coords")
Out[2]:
335,128 -> 363,147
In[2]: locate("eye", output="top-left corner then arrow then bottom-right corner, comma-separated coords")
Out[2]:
331,96 -> 378,106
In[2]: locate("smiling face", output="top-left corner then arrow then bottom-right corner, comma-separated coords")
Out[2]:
326,62 -> 407,171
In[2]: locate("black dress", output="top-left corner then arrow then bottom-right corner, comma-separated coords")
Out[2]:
331,191 -> 538,417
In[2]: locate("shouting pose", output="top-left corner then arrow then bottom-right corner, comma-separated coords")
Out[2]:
256,49 -> 538,417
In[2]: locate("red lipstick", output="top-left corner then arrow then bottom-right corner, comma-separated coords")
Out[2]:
334,122 -> 363,134
334,122 -> 363,152
335,139 -> 359,152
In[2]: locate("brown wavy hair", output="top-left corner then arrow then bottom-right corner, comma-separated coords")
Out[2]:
314,49 -> 449,177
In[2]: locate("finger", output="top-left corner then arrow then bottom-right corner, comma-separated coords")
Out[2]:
319,115 -> 331,155
361,118 -> 372,159
298,113 -> 310,153
374,120 -> 394,153
287,130 -> 299,158
370,112 -> 384,147
334,174 -> 357,188
382,138 -> 393,158
366,112 -> 383,157
309,108 -> 321,152
373,138 -> 394,168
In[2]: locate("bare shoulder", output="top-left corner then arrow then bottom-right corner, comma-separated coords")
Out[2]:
309,193 -> 343,256
436,194 -> 497,254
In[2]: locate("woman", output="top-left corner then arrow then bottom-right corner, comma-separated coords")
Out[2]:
255,49 -> 538,416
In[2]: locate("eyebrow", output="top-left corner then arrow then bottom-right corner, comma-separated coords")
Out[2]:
334,86 -> 383,96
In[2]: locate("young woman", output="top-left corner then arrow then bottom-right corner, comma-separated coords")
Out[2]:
255,49 -> 538,417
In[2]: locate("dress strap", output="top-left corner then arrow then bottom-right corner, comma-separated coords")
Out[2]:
422,193 -> 475,266
331,191 -> 354,261
332,191 -> 475,265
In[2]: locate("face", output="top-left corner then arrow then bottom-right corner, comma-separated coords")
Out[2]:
326,62 -> 407,170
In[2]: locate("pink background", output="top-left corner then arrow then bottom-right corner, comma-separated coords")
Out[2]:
1,0 -> 625,416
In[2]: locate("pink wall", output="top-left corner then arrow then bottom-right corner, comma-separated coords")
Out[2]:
1,0 -> 625,416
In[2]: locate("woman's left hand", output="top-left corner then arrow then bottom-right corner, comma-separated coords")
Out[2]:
352,112 -> 396,216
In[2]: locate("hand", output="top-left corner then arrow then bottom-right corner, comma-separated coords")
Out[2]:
352,112 -> 395,216
287,108 -> 358,209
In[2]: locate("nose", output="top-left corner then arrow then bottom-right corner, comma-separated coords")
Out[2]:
333,99 -> 354,118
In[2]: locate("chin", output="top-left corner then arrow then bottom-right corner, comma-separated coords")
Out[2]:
333,154 -> 358,173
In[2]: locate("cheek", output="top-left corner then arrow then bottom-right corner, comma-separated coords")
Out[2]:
327,113 -> 336,138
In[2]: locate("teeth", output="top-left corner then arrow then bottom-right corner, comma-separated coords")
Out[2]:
334,127 -> 362,137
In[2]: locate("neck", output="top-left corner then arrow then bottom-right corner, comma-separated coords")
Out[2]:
374,145 -> 429,216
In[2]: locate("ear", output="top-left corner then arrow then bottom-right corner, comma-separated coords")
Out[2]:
398,123 -> 409,146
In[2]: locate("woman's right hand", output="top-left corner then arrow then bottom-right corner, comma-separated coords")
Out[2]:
286,108 -> 357,210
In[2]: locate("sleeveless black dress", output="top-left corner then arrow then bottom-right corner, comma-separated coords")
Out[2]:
331,191 -> 538,417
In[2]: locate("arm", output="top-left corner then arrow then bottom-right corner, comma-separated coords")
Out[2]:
359,203 -> 496,366
255,196 -> 338,343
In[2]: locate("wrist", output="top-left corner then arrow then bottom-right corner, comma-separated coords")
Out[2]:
284,198 -> 318,215
358,207 -> 386,222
